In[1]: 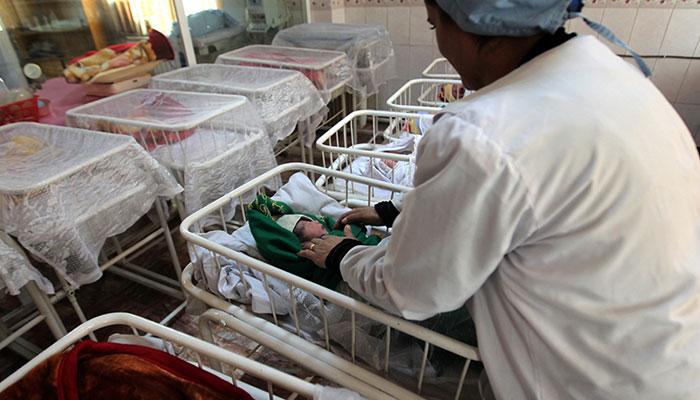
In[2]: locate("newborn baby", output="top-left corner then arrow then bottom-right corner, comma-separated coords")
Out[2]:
276,214 -> 328,243
247,193 -> 382,289
277,213 -> 387,245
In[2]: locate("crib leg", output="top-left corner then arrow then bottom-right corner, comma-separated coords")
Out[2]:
197,314 -> 224,373
24,281 -> 67,340
155,198 -> 183,289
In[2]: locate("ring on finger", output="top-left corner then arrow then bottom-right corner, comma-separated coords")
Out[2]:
309,243 -> 316,251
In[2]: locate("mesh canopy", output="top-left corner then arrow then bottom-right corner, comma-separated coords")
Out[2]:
272,23 -> 396,96
0,123 -> 182,287
150,64 -> 327,144
65,89 -> 278,216
216,45 -> 356,103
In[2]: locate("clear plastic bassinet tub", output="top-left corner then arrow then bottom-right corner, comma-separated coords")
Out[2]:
65,89 -> 277,217
150,64 -> 327,146
272,23 -> 396,96
215,45 -> 355,103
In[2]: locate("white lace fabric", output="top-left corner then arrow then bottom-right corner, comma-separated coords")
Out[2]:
0,123 -> 182,287
151,64 -> 327,145
66,89 -> 278,217
216,45 -> 356,103
272,23 -> 396,96
0,234 -> 54,295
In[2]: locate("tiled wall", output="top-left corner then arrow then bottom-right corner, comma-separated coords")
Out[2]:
310,0 -> 700,142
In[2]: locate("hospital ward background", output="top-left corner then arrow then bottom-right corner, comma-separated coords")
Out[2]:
0,0 -> 699,398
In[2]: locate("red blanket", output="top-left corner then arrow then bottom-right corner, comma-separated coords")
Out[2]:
1,340 -> 254,400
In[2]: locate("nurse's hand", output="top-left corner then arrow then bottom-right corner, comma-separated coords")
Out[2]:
333,207 -> 382,230
298,226 -> 356,268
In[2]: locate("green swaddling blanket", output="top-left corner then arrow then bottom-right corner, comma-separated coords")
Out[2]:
247,194 -> 381,289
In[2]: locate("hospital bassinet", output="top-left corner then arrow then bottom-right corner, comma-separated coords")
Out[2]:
0,122 -> 183,360
149,64 -> 327,160
215,45 -> 355,104
386,78 -> 469,113
314,110 -> 434,203
180,163 -> 482,400
0,312 -> 374,399
65,89 -> 277,217
272,23 -> 395,97
0,122 -> 181,289
422,57 -> 459,79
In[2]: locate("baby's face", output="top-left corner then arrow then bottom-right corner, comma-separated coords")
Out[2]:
296,219 -> 328,242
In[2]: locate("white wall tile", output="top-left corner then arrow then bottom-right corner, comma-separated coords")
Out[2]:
628,8 -> 672,55
607,0 -> 641,6
676,60 -> 700,104
569,7 -> 605,37
311,9 -> 332,22
408,6 -> 432,45
331,7 -> 345,22
600,7 -> 639,54
431,44 -> 443,61
365,6 -> 387,26
660,9 -> 700,57
387,6 -> 410,45
393,44 -> 410,80
344,7 -> 365,23
676,0 -> 700,8
408,45 -> 434,79
586,0 -> 607,7
310,0 -> 331,9
379,78 -> 404,110
639,0 -> 676,9
652,58 -> 691,101
673,103 -> 700,145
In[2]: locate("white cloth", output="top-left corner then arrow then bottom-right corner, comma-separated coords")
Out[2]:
0,233 -> 54,295
0,123 -> 182,287
333,134 -> 417,200
313,385 -> 366,400
339,35 -> 700,399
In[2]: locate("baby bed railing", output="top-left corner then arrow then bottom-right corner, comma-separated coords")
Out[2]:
180,163 -> 481,400
422,57 -> 459,79
386,78 -> 467,113
315,110 -> 428,203
0,312 -> 331,399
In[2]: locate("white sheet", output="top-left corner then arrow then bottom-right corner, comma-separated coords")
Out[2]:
332,134 -> 417,199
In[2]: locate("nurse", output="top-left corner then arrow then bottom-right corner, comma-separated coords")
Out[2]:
299,1 -> 700,398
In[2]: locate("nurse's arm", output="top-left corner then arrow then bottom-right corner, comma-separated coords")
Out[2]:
339,113 -> 536,321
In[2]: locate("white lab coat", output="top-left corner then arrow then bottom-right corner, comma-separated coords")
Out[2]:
340,35 -> 700,399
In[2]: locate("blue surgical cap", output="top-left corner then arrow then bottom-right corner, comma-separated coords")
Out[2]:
433,0 -> 652,77
434,0 -> 575,37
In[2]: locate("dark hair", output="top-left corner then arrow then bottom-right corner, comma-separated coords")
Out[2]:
292,221 -> 306,242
